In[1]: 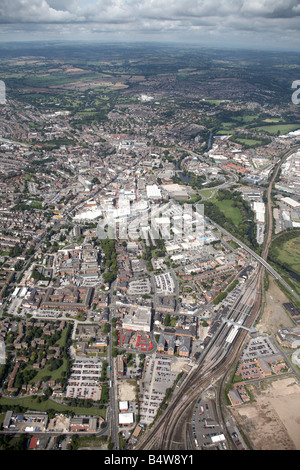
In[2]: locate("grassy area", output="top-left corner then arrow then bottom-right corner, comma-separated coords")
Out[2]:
71,434 -> 108,450
210,196 -> 243,226
29,360 -> 68,384
239,114 -> 259,122
0,396 -> 106,418
11,72 -> 101,88
15,326 -> 72,385
228,239 -> 240,250
204,189 -> 258,250
254,124 -> 300,135
275,236 -> 300,277
268,232 -> 300,298
234,138 -> 263,146
216,122 -> 236,133
199,188 -> 214,198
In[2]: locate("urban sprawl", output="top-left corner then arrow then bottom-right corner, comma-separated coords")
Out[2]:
0,47 -> 300,451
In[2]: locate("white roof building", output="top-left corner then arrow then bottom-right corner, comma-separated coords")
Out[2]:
119,401 -> 129,411
281,197 -> 300,209
122,306 -> 152,332
253,202 -> 265,224
211,434 -> 226,443
146,184 -> 161,200
118,412 -> 134,426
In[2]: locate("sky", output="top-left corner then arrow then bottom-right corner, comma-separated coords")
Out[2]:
0,0 -> 300,51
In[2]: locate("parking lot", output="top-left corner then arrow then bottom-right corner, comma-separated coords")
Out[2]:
139,356 -> 181,424
65,358 -> 103,401
191,396 -> 246,450
154,272 -> 175,295
192,398 -> 224,449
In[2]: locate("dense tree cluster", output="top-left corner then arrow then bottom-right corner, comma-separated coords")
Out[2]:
101,239 -> 117,284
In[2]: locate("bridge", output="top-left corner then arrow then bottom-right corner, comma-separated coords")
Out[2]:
221,317 -> 256,334
208,219 -> 300,304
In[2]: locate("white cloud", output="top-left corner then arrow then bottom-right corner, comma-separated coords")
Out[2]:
0,0 -> 299,49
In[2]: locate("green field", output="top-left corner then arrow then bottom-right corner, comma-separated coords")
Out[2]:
268,232 -> 300,299
210,197 -> 243,226
0,396 -> 106,418
254,124 -> 300,135
234,137 -> 263,146
199,188 -> 214,198
233,114 -> 259,123
274,236 -> 300,277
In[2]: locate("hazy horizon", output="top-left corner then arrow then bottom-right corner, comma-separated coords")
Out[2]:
0,0 -> 300,53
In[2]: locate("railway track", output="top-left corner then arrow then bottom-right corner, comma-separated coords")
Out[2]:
134,146 -> 298,451
136,267 -> 264,450
135,263 -> 264,450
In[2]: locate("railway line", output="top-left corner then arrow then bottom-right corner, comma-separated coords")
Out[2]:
134,145 -> 298,451
135,265 -> 264,450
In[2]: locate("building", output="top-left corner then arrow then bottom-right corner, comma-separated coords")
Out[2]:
122,306 -> 152,332
119,401 -> 129,412
0,339 -> 5,364
146,184 -> 162,201
157,333 -> 175,356
69,416 -> 99,432
41,285 -> 94,311
253,201 -> 265,224
118,412 -> 134,426
2,410 -> 13,429
281,196 -> 300,209
155,296 -> 176,313
178,336 -> 191,357
117,355 -> 125,376
277,326 -> 300,348
162,184 -> 189,200
28,437 -> 39,450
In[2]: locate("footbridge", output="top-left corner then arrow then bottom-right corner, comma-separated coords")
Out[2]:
221,317 -> 256,334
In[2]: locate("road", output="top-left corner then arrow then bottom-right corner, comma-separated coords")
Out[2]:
134,144 -> 299,450
207,145 -> 300,303
208,218 -> 300,303
134,265 -> 262,450
107,281 -> 119,450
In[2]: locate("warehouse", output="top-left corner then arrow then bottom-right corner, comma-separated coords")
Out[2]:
253,202 -> 265,224
281,196 -> 300,209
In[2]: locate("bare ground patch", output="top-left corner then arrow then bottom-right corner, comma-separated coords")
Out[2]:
256,277 -> 294,335
117,380 -> 136,402
229,377 -> 300,450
